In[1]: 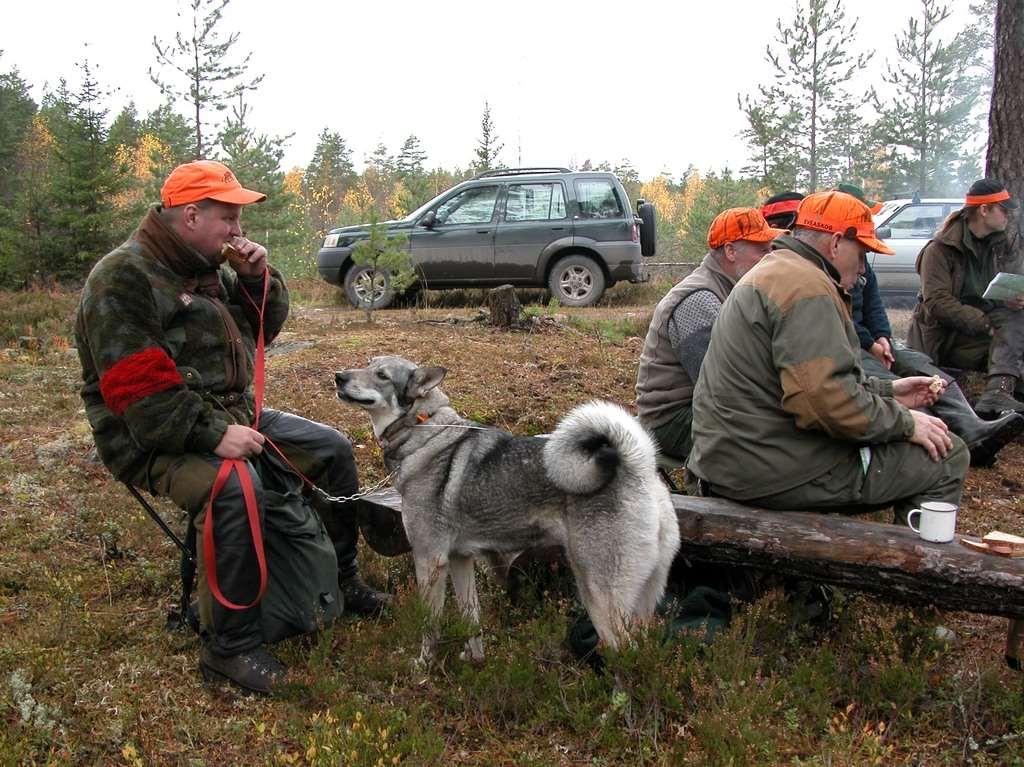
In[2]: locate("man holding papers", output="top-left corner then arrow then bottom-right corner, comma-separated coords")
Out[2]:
908,179 -> 1024,417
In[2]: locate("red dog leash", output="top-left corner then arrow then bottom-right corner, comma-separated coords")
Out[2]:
202,269 -> 271,610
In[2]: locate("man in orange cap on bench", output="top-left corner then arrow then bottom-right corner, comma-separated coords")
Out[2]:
689,190 -> 969,521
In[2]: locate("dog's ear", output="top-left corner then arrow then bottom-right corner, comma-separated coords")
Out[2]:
405,365 -> 447,400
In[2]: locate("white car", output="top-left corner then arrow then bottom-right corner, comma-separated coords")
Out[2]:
869,198 -> 961,299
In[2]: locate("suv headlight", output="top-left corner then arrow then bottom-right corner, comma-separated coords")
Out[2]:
324,234 -> 340,248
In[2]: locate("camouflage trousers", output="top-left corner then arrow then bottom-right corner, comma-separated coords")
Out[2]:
128,409 -> 360,656
733,435 -> 969,523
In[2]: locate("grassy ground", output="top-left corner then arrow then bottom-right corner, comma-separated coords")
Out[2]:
2,281 -> 1023,765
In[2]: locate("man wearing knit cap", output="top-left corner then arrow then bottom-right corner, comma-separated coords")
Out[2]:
908,178 -> 1024,416
75,160 -> 390,694
689,190 -> 968,520
636,208 -> 784,460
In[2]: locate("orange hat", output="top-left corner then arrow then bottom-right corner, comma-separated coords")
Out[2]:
794,191 -> 895,255
160,160 -> 267,208
707,208 -> 786,250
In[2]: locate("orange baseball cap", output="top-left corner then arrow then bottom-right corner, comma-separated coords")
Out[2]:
160,160 -> 267,208
794,191 -> 895,255
707,207 -> 785,250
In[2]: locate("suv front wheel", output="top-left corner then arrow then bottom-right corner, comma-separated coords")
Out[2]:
548,255 -> 606,307
344,264 -> 395,310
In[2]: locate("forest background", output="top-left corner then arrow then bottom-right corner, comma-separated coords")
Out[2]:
0,0 -> 996,289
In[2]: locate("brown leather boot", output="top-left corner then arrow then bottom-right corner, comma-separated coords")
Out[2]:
974,374 -> 1024,418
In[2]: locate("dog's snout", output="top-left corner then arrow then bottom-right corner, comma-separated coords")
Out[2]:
335,371 -> 350,386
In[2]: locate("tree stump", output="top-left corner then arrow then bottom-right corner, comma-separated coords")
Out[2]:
487,285 -> 521,328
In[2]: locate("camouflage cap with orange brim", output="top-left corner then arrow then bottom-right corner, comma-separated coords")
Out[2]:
160,160 -> 267,208
707,207 -> 786,250
794,191 -> 895,255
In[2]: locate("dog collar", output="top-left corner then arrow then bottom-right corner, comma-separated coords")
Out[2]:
379,409 -> 431,452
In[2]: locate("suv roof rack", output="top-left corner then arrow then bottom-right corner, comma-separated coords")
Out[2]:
474,167 -> 572,179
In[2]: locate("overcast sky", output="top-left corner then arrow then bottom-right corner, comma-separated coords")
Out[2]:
4,0 -> 984,180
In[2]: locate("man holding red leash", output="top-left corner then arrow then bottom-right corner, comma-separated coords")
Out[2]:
75,160 -> 390,694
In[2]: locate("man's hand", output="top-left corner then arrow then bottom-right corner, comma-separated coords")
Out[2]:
214,424 -> 265,459
908,409 -> 952,462
893,375 -> 945,408
227,236 -> 268,278
869,336 -> 895,370
1005,296 -> 1024,311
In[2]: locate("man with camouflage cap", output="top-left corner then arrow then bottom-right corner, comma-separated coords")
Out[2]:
689,191 -> 968,520
75,160 -> 390,694
908,178 -> 1024,416
636,207 -> 784,460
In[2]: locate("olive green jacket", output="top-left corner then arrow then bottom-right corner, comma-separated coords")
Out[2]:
687,236 -> 914,500
907,211 -> 1023,359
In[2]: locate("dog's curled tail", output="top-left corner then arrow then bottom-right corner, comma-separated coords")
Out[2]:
542,399 -> 658,495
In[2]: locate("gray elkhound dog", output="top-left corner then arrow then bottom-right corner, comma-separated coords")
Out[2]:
335,356 -> 680,666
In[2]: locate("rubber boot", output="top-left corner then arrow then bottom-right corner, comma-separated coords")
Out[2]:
974,374 -> 1024,417
930,383 -> 1024,467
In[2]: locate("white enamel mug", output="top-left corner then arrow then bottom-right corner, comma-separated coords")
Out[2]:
906,501 -> 958,543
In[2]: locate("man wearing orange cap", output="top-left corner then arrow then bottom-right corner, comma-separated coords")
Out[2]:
636,208 -> 784,460
689,191 -> 968,520
908,178 -> 1024,416
75,161 -> 389,694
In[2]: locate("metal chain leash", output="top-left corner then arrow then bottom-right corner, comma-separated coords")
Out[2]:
312,468 -> 399,505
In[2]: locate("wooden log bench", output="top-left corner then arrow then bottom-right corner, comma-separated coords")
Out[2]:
355,488 -> 1024,665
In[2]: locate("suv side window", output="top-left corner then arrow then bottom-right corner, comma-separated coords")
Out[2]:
575,179 -> 624,219
885,204 -> 947,239
436,186 -> 499,225
504,183 -> 567,222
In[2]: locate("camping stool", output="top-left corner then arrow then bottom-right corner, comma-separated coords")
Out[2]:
656,453 -> 686,493
123,483 -> 198,633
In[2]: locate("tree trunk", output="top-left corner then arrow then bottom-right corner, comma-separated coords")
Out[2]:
487,284 -> 521,328
986,0 -> 1024,262
356,488 -> 1024,619
673,494 -> 1024,618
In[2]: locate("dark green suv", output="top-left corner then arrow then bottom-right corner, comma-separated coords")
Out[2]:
316,167 -> 656,308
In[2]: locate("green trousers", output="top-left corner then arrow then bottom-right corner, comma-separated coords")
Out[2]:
649,405 -> 693,461
737,436 -> 969,522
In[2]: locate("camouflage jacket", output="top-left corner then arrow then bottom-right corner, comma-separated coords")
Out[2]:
75,207 -> 289,481
687,235 -> 914,500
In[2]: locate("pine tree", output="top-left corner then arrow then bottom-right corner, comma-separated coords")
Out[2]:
217,95 -> 303,262
746,0 -> 873,190
303,128 -> 356,235
396,134 -> 427,177
473,101 -> 503,173
0,52 -> 38,282
873,0 -> 985,197
363,142 -> 397,217
150,0 -> 264,158
986,0 -> 1024,262
46,62 -> 129,280
2,115 -> 55,285
0,53 -> 37,203
737,91 -> 799,191
108,102 -> 142,153
395,134 -> 431,213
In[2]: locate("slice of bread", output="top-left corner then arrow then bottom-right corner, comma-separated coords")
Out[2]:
983,531 -> 1024,553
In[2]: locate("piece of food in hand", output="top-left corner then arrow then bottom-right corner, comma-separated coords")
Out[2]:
220,242 -> 249,266
928,375 -> 943,394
